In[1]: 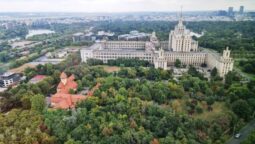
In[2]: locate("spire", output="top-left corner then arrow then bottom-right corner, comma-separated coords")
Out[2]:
178,6 -> 183,26
181,5 -> 183,19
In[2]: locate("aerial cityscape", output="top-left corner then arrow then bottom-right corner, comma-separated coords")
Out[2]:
0,0 -> 255,144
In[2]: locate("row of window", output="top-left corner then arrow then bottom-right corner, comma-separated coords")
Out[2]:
104,42 -> 145,49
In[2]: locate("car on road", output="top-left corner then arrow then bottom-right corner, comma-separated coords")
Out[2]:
234,133 -> 241,139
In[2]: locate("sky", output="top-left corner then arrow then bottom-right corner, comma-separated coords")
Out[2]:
0,0 -> 254,12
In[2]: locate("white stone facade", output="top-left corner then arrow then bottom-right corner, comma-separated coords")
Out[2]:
81,19 -> 234,77
168,18 -> 198,52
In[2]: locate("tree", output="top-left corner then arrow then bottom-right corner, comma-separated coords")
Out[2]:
0,109 -> 55,144
172,100 -> 181,113
30,94 -> 45,113
37,81 -> 51,94
69,89 -> 76,94
211,67 -> 218,77
140,85 -> 151,100
65,139 -> 82,144
225,71 -> 241,88
147,68 -> 160,80
231,99 -> 252,121
188,66 -> 205,79
21,92 -> 34,109
175,59 -> 181,68
195,106 -> 203,114
175,127 -> 185,140
206,97 -> 215,106
241,130 -> 255,144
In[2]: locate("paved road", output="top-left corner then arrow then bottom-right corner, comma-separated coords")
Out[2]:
225,119 -> 255,144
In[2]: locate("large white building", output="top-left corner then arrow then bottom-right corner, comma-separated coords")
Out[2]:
81,18 -> 234,77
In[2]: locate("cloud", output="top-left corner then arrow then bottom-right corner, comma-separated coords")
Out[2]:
0,0 -> 254,12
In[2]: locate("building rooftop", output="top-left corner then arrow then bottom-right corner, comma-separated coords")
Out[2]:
29,75 -> 47,84
50,93 -> 87,109
73,32 -> 84,36
57,73 -> 78,94
1,72 -> 15,77
50,72 -> 101,109
95,49 -> 150,53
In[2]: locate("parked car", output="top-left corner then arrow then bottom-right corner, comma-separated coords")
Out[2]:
234,133 -> 241,139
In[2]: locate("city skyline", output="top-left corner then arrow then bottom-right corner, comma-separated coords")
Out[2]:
0,0 -> 254,12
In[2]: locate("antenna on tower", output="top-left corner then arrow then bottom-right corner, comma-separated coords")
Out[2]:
180,5 -> 183,19
178,5 -> 183,26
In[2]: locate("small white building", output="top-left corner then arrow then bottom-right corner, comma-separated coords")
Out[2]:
0,72 -> 22,88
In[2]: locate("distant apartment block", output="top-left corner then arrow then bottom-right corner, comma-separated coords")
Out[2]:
228,7 -> 234,16
72,30 -> 115,42
0,72 -> 22,88
118,31 -> 151,41
239,6 -> 244,14
72,32 -> 96,43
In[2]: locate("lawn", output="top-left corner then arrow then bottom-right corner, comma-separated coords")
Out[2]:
234,60 -> 255,81
192,102 -> 229,121
172,99 -> 229,121
93,65 -> 121,73
9,63 -> 36,73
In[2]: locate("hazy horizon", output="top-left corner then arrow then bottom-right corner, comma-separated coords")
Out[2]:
0,0 -> 254,13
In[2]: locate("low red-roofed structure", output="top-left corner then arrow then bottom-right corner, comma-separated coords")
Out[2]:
29,75 -> 47,84
57,74 -> 78,94
50,93 -> 87,109
50,72 -> 101,109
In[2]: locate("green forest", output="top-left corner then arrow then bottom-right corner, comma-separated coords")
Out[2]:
0,24 -> 28,40
0,53 -> 254,144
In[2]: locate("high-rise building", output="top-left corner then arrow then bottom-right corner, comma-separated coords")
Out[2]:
239,6 -> 244,14
228,7 -> 234,16
168,17 -> 198,52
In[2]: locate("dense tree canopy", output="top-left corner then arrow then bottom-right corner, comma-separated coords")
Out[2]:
0,109 -> 55,144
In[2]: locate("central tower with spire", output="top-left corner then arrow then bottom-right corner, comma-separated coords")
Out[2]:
168,7 -> 198,52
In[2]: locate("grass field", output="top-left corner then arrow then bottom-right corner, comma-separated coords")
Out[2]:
234,60 -> 255,81
93,65 -> 121,73
9,63 -> 36,73
192,102 -> 228,121
172,99 -> 228,121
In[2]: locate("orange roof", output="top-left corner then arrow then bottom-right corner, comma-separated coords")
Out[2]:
60,72 -> 67,79
32,75 -> 46,80
57,73 -> 78,94
29,75 -> 47,84
68,74 -> 75,81
57,80 -> 78,94
51,93 -> 87,109
50,72 -> 101,109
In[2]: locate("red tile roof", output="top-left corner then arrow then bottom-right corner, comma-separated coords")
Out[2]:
51,93 -> 87,109
57,72 -> 78,94
50,72 -> 101,109
29,75 -> 47,84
